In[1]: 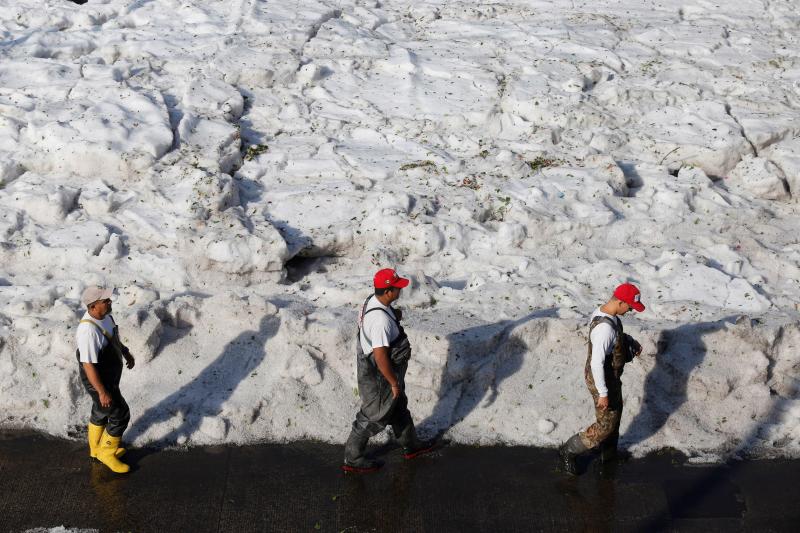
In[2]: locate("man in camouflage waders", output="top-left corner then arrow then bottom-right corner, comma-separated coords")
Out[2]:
342,268 -> 437,473
560,283 -> 644,475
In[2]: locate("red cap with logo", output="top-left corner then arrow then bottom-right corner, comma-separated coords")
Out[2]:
373,268 -> 410,289
614,283 -> 645,312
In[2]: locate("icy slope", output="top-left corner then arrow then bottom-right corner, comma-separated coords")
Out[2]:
0,0 -> 799,459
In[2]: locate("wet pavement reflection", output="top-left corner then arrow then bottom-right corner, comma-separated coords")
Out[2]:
1,430 -> 798,532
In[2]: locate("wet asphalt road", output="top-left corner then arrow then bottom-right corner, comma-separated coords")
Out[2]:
1,430 -> 799,533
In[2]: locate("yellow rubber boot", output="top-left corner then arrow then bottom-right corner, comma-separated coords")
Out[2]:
88,423 -> 126,459
88,423 -> 104,458
96,431 -> 130,474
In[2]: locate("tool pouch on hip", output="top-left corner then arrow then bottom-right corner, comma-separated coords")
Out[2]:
623,333 -> 640,363
388,334 -> 412,367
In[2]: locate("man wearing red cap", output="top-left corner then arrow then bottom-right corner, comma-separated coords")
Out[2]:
560,283 -> 644,475
342,268 -> 436,473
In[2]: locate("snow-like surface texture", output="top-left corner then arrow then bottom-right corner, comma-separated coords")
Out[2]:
1,0 -> 799,461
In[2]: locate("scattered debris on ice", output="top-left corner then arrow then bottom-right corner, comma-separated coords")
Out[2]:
1,0 -> 799,461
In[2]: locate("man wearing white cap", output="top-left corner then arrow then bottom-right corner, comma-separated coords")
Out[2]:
76,286 -> 135,474
560,283 -> 645,475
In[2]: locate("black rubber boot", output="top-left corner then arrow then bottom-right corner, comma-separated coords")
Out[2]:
599,432 -> 619,464
597,437 -> 620,479
559,434 -> 588,476
342,429 -> 382,473
396,422 -> 437,460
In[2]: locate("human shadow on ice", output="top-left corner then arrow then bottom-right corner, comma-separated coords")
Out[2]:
125,314 -> 281,448
624,317 -> 733,450
418,308 -> 557,439
636,317 -> 796,530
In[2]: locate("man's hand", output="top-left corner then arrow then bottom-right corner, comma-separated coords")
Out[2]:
124,354 -> 135,369
99,390 -> 113,408
596,396 -> 609,411
82,362 -> 113,408
373,347 -> 400,398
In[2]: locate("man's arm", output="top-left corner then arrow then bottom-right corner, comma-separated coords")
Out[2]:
77,326 -> 113,405
81,363 -> 113,408
118,340 -> 135,369
373,346 -> 401,399
111,319 -> 135,369
364,312 -> 401,398
590,324 -> 614,410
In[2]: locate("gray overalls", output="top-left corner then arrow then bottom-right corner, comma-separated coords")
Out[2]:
344,295 -> 415,465
76,316 -> 131,437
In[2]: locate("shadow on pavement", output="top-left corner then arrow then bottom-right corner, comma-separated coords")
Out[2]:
1,431 -> 800,532
635,318 -> 798,530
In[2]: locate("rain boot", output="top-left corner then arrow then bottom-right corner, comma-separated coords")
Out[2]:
599,432 -> 619,464
342,429 -> 382,473
597,433 -> 622,479
88,423 -> 125,459
96,430 -> 130,474
559,434 -> 588,476
396,422 -> 437,460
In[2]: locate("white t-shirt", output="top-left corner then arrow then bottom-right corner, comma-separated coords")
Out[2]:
358,296 -> 400,356
76,312 -> 114,364
588,308 -> 620,398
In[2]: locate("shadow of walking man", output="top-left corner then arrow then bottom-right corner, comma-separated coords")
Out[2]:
419,308 -> 557,439
125,313 -> 281,448
634,318 -> 798,529
624,317 -> 734,450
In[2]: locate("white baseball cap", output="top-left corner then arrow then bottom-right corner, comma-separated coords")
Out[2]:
80,286 -> 113,307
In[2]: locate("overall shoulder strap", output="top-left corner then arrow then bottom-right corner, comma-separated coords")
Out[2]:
589,315 -> 616,331
359,295 -> 374,345
359,295 -> 399,346
589,315 -> 622,339
79,319 -> 113,340
365,307 -> 398,322
359,295 -> 373,324
360,295 -> 399,323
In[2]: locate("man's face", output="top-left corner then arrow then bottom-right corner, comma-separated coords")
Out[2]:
91,298 -> 112,317
387,287 -> 402,303
617,300 -> 631,315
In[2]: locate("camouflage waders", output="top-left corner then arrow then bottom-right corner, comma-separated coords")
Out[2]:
579,316 -> 630,450
561,311 -> 641,474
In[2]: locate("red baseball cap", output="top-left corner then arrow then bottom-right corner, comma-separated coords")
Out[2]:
374,268 -> 410,289
614,283 -> 645,312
